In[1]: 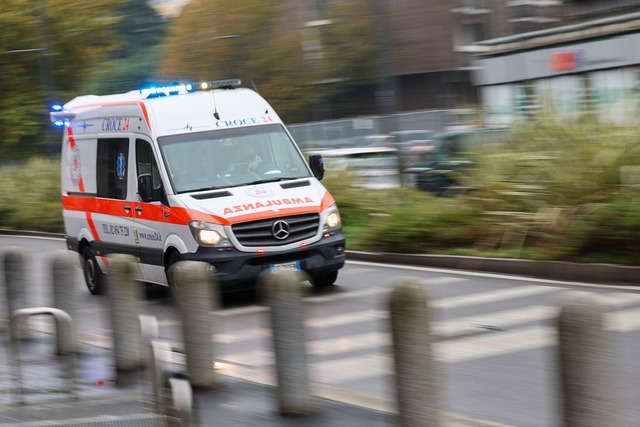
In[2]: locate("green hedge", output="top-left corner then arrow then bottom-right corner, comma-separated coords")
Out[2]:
0,158 -> 64,233
2,117 -> 639,265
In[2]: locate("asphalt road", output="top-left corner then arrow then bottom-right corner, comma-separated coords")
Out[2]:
2,235 -> 640,427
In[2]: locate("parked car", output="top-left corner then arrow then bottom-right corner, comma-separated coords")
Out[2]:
310,146 -> 401,189
409,128 -> 508,195
359,134 -> 395,148
389,130 -> 436,158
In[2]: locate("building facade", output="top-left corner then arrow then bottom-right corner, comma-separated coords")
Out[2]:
152,0 -> 640,120
471,1 -> 640,125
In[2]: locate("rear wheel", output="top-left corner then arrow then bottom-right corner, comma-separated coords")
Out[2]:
310,270 -> 338,288
82,246 -> 104,295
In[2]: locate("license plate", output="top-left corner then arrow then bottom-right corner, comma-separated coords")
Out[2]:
270,261 -> 301,273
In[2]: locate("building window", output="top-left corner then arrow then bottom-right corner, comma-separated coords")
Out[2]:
482,84 -> 517,125
535,75 -> 586,119
587,68 -> 639,123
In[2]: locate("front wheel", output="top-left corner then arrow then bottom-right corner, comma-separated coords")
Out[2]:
82,246 -> 104,295
166,251 -> 184,296
310,270 -> 338,288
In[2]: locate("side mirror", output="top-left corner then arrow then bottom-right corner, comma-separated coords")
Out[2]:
138,173 -> 154,202
309,154 -> 325,181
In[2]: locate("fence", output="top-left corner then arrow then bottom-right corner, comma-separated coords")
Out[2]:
288,108 -> 478,151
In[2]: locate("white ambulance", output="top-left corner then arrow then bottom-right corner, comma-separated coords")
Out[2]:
50,80 -> 345,295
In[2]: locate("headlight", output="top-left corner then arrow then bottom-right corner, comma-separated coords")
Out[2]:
199,229 -> 222,245
323,205 -> 342,231
326,212 -> 341,229
188,220 -> 232,247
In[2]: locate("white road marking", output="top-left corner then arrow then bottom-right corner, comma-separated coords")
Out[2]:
432,285 -> 560,310
311,353 -> 392,384
306,310 -> 387,329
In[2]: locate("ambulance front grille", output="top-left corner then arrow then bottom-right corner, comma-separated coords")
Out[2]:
232,213 -> 320,247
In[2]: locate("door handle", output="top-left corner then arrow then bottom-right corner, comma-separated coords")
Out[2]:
135,206 -> 143,214
124,205 -> 131,213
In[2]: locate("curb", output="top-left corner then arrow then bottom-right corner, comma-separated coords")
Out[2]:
2,229 -> 639,286
0,229 -> 66,239
346,251 -> 640,286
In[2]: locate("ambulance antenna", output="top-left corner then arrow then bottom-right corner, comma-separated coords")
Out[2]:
212,90 -> 220,120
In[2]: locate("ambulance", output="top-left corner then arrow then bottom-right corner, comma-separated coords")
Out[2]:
50,79 -> 345,295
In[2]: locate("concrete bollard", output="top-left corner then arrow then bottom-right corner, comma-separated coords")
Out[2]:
4,248 -> 30,338
265,270 -> 315,415
52,250 -> 79,351
389,278 -> 441,427
557,292 -> 622,427
173,261 -> 219,389
0,251 -> 7,331
106,254 -> 145,371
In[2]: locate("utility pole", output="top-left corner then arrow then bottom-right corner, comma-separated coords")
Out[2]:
370,0 -> 399,131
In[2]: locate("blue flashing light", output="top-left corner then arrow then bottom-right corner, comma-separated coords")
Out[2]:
51,104 -> 63,112
139,83 -> 195,98
53,119 -> 70,128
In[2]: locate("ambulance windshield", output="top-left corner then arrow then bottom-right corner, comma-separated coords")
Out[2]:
158,123 -> 311,194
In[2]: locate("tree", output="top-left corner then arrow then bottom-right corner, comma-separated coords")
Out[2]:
157,0 -> 377,123
80,0 -> 167,95
159,0 -> 279,83
0,0 -> 125,160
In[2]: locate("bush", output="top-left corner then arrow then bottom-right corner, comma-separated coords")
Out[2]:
0,158 -> 64,233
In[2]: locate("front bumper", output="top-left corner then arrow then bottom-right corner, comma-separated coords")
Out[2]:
182,232 -> 346,290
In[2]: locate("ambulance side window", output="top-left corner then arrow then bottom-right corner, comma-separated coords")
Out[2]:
96,138 -> 129,200
136,139 -> 163,202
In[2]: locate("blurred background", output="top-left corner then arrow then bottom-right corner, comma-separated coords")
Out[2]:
4,0 -> 640,158
2,0 -> 640,264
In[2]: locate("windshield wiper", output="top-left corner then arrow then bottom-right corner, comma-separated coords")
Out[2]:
179,184 -> 232,194
245,177 -> 298,186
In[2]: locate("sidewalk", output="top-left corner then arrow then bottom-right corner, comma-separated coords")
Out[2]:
0,327 -> 510,427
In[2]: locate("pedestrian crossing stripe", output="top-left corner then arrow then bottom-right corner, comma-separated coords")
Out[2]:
431,285 -> 559,310
216,291 -> 640,373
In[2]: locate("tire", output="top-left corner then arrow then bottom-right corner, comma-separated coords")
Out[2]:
166,251 -> 184,295
310,270 -> 338,288
82,246 -> 104,295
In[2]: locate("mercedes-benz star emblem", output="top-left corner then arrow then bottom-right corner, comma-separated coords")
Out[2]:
271,220 -> 290,240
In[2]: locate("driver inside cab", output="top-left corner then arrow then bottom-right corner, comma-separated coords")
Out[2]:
226,143 -> 261,174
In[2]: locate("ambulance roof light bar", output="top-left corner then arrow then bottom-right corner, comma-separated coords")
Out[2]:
138,78 -> 241,99
140,83 -> 195,98
200,78 -> 241,90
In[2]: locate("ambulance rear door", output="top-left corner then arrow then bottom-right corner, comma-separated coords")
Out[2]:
93,136 -> 139,267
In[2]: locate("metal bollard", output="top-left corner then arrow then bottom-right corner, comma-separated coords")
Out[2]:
107,254 -> 145,371
150,340 -> 173,413
266,270 -> 315,415
4,248 -> 30,338
149,339 -> 193,427
167,377 -> 193,426
389,278 -> 441,427
173,261 -> 219,389
10,307 -> 77,404
557,292 -> 622,427
52,250 -> 79,351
